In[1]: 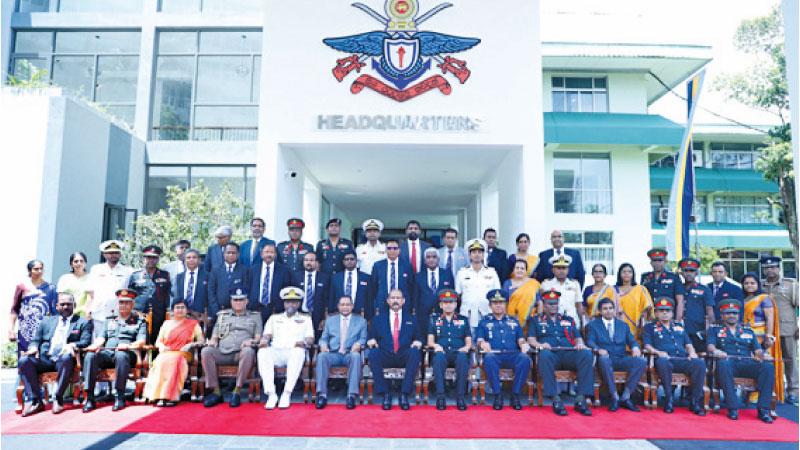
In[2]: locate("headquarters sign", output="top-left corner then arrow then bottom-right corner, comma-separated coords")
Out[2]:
323,0 -> 481,102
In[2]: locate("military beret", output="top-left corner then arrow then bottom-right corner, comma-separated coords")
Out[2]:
230,287 -> 249,300
287,217 -> 305,229
486,289 -> 509,303
326,218 -> 342,228
678,258 -> 700,270
760,255 -> 781,268
115,288 -> 137,301
142,245 -> 163,257
465,238 -> 486,252
362,218 -> 384,232
99,240 -> 124,253
437,289 -> 458,302
549,253 -> 572,267
280,286 -> 304,301
719,299 -> 742,314
654,297 -> 674,310
541,289 -> 561,304
647,248 -> 668,261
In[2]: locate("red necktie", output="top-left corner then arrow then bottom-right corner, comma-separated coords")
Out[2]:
411,241 -> 417,272
392,312 -> 400,353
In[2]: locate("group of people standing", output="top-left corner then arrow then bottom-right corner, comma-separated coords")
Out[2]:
10,216 -> 797,422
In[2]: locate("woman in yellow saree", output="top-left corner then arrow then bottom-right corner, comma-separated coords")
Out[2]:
614,263 -> 653,341
741,272 -> 783,402
582,263 -> 617,322
143,300 -> 204,406
507,233 -> 539,278
505,259 -> 541,333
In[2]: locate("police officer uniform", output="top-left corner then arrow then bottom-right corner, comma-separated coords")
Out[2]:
540,254 -> 582,321
82,289 -> 146,412
456,239 -> 501,329
356,219 -> 386,275
201,287 -> 262,408
678,258 -> 715,351
428,289 -> 471,410
316,218 -> 354,274
475,289 -> 531,410
642,297 -> 707,415
529,290 -> 593,416
641,248 -> 685,301
276,218 -> 315,275
708,299 -> 775,422
761,255 -> 799,404
127,245 -> 171,345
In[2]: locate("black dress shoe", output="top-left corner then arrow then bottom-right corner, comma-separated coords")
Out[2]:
727,409 -> 739,420
608,398 -> 619,412
399,394 -> 410,410
203,392 -> 222,408
229,392 -> 241,408
436,396 -> 446,410
493,394 -> 504,410
112,395 -> 126,412
663,401 -> 674,413
757,408 -> 774,424
82,398 -> 96,413
552,401 -> 568,416
456,396 -> 467,411
575,401 -> 592,416
621,398 -> 640,412
511,394 -> 522,410
315,395 -> 327,409
382,394 -> 392,410
346,395 -> 357,409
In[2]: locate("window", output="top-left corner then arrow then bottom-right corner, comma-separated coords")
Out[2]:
564,231 -> 614,275
717,250 -> 774,281
159,0 -> 265,13
780,251 -> 798,279
16,0 -> 50,12
552,76 -> 608,113
713,196 -> 772,224
650,194 -> 706,225
710,142 -> 764,170
554,153 -> 612,214
152,30 -> 261,141
650,142 -> 704,168
9,30 -> 141,126
58,0 -> 143,12
145,165 -> 256,213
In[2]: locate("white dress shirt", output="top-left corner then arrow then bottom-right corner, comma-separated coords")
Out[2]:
427,268 -> 439,291
49,315 -> 73,356
385,258 -> 400,290
407,240 -> 422,272
303,271 -> 317,312
602,317 -> 615,337
259,262 -> 274,303
391,310 -> 403,335
183,268 -> 198,300
344,269 -> 359,299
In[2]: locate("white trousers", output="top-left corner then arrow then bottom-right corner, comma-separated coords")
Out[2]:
257,347 -> 305,395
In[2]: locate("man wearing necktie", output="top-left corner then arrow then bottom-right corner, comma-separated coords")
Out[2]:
368,238 -> 415,319
238,217 -> 276,268
209,243 -> 250,320
315,296 -> 368,409
173,249 -> 208,327
400,220 -> 430,274
330,249 -> 370,316
438,228 -> 468,280
291,252 -> 330,337
248,243 -> 291,324
707,262 -> 744,322
367,289 -> 422,410
414,248 -> 455,338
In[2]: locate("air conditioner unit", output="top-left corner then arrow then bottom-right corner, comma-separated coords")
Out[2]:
657,207 -> 669,223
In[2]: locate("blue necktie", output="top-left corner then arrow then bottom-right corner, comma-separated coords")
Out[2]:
345,271 -> 353,297
306,272 -> 314,311
430,270 -> 436,291
226,264 -> 233,283
446,250 -> 453,274
261,265 -> 271,304
390,261 -> 396,290
186,271 -> 195,306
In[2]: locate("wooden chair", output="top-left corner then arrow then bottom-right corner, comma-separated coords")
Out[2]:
309,350 -> 367,403
592,352 -> 651,407
15,358 -> 82,414
477,352 -> 535,405
534,349 -> 600,407
709,356 -> 777,416
646,352 -> 710,411
80,346 -> 151,404
421,348 -> 480,405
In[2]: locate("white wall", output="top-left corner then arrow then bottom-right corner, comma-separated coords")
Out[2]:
542,71 -> 648,113
480,147 -> 524,252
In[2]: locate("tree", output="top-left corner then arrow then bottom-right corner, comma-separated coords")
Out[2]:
119,181 -> 253,268
5,60 -> 49,88
716,5 -> 798,260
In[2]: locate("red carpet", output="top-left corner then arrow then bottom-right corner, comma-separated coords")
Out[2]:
2,403 -> 797,442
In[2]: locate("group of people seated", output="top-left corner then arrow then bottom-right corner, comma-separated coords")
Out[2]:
12,217 -> 796,425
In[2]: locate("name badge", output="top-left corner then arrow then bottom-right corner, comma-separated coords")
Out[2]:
741,333 -> 753,339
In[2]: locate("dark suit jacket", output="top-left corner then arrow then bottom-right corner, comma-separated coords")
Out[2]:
248,262 -> 292,323
291,270 -> 331,332
534,247 -> 587,288
203,243 -> 229,273
399,239 -> 431,273
368,258 -> 415,319
30,315 -> 92,357
585,318 -> 639,359
708,280 -> 745,321
487,247 -> 509,281
414,268 -> 455,338
368,311 -> 420,353
173,268 -> 209,314
208,263 -> 250,316
238,237 -> 276,268
330,269 -> 370,315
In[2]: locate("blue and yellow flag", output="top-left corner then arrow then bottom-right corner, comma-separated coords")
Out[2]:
666,70 -> 705,261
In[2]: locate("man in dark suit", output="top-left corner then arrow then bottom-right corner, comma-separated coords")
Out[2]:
368,238 -> 415,319
249,243 -> 291,323
18,292 -> 91,416
414,248 -> 455,338
399,220 -> 430,274
367,289 -> 423,410
484,228 -> 509,281
586,297 -> 646,412
208,243 -> 250,318
239,217 -> 276,268
291,252 -> 331,336
708,261 -> 744,322
330,248 -> 370,315
174,249 -> 209,323
204,225 -> 234,273
534,229 -> 586,288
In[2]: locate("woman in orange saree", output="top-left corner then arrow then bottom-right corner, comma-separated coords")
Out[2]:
582,263 -> 617,322
505,259 -> 541,333
741,272 -> 783,402
614,263 -> 653,342
143,300 -> 204,406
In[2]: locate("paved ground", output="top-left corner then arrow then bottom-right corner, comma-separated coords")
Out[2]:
2,368 -> 797,449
